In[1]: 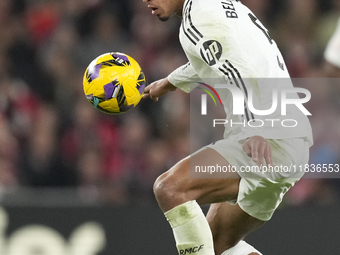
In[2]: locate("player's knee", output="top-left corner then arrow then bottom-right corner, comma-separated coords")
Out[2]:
153,172 -> 176,202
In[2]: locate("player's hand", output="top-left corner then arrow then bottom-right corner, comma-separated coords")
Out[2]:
242,136 -> 274,169
143,78 -> 177,102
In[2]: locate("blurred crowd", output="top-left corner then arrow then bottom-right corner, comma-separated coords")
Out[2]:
0,0 -> 340,207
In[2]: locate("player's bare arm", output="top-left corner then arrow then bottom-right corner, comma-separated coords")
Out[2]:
143,78 -> 177,102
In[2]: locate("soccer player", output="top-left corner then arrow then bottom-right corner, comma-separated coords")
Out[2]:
142,0 -> 313,254
324,17 -> 340,77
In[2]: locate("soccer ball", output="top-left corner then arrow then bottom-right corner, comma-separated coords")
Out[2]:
83,52 -> 146,114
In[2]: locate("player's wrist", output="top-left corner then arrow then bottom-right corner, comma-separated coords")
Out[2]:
164,78 -> 177,91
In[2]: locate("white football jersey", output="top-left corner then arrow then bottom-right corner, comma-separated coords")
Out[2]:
168,0 -> 313,146
324,17 -> 340,68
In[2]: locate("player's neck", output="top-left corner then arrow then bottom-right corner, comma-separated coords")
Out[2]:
176,0 -> 186,17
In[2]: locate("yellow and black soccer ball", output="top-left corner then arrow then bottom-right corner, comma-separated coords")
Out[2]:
83,52 -> 146,114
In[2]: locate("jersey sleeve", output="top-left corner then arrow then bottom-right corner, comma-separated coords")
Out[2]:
167,62 -> 201,93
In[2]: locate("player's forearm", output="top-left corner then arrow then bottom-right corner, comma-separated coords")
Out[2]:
143,78 -> 176,102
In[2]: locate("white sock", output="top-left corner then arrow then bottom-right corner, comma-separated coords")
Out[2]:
164,200 -> 214,255
221,240 -> 262,255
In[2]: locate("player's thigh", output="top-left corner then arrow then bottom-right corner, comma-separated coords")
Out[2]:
154,147 -> 240,207
189,147 -> 241,205
207,202 -> 265,255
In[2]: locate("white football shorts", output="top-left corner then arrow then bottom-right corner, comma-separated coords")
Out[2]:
206,136 -> 309,221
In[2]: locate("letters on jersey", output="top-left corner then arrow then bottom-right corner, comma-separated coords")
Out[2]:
221,0 -> 238,19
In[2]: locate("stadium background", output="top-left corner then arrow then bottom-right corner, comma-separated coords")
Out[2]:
0,0 -> 340,254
